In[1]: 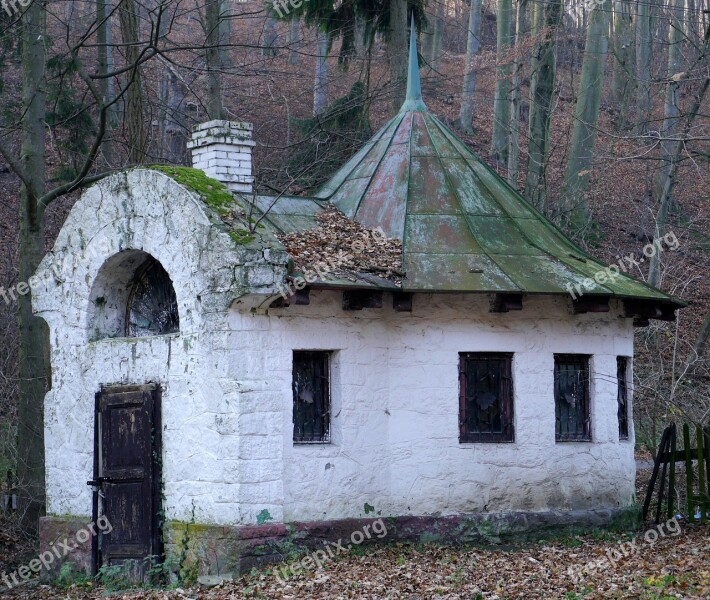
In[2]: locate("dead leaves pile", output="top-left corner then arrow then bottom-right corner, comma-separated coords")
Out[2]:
6,523 -> 709,599
275,205 -> 403,284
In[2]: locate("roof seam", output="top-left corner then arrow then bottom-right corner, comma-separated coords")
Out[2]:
347,113 -> 408,219
423,115 -> 522,292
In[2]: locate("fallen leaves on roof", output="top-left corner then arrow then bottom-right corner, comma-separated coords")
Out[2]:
275,204 -> 403,285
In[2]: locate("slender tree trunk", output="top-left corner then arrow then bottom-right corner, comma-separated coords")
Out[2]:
119,0 -> 146,164
219,0 -> 231,65
507,0 -> 526,185
159,62 -> 188,163
560,0 -> 612,229
524,0 -> 562,210
262,11 -> 278,57
430,0 -> 445,70
490,0 -> 513,166
17,0 -> 48,536
611,0 -> 635,128
313,30 -> 329,115
457,0 -> 483,133
658,0 -> 684,186
206,0 -> 225,119
686,0 -> 697,39
97,0 -> 116,166
422,3 -> 435,61
288,17 -> 301,64
648,19 -> 710,285
636,0 -> 653,133
389,0 -> 409,111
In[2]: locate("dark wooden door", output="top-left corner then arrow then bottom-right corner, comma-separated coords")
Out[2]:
93,385 -> 161,575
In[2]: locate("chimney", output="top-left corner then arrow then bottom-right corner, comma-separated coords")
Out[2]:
187,120 -> 255,195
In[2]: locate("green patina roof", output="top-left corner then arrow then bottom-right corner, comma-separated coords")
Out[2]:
173,22 -> 682,314
298,23 -> 684,308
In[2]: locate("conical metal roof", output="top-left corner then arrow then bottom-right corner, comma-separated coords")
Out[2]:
312,22 -> 683,311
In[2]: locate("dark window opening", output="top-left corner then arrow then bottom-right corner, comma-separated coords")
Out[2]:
617,357 -> 630,440
555,355 -> 591,441
126,259 -> 180,338
293,351 -> 330,443
459,353 -> 514,443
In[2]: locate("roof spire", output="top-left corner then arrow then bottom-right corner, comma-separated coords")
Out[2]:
400,14 -> 427,113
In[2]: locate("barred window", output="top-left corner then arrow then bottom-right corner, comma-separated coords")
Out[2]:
459,353 -> 514,443
617,357 -> 630,440
555,355 -> 591,442
292,351 -> 330,443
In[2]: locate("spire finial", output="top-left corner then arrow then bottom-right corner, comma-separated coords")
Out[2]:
401,14 -> 427,112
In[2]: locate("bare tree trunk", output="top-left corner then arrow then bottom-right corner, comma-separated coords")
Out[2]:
219,0 -> 231,65
17,0 -> 48,536
636,0 -> 653,133
422,3 -> 435,61
457,0 -> 483,133
490,0 -> 513,166
430,0 -> 445,70
693,310 -> 710,361
657,0 -> 684,188
314,30 -> 329,115
686,0 -> 697,39
262,10 -> 278,57
159,61 -> 189,164
560,0 -> 612,229
507,0 -> 527,185
206,0 -> 225,119
288,17 -> 301,64
389,0 -> 409,111
524,0 -> 562,210
120,0 -> 146,164
611,0 -> 635,128
97,0 -> 116,166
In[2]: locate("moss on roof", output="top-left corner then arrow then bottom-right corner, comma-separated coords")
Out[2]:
148,165 -> 235,214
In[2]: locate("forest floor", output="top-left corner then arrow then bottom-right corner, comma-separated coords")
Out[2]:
2,462 -> 710,599
2,522 -> 709,599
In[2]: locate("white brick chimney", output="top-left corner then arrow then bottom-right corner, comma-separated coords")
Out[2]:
187,120 -> 255,194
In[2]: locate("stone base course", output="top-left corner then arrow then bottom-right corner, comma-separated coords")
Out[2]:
39,507 -> 640,580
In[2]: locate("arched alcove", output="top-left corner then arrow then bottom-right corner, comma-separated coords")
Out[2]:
88,250 -> 180,341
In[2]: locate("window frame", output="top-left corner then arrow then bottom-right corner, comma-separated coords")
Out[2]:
292,350 -> 331,444
458,352 -> 515,443
617,356 -> 630,441
554,354 -> 592,442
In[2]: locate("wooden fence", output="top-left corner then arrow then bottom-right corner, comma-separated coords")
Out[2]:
643,423 -> 710,524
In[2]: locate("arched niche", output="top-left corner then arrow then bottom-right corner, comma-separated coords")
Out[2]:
88,250 -> 180,341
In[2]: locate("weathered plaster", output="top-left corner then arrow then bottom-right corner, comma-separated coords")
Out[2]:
33,169 -> 636,534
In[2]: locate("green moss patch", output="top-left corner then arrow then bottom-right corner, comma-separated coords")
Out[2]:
147,166 -> 234,214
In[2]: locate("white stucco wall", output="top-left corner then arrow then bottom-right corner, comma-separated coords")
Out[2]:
33,169 -> 636,528
32,169 -> 287,524
227,291 -> 636,524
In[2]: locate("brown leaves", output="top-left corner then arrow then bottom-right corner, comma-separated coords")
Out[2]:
5,524 -> 709,599
275,204 -> 403,284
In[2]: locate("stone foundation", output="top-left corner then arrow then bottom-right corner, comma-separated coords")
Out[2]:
39,507 -> 640,582
38,516 -> 94,581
